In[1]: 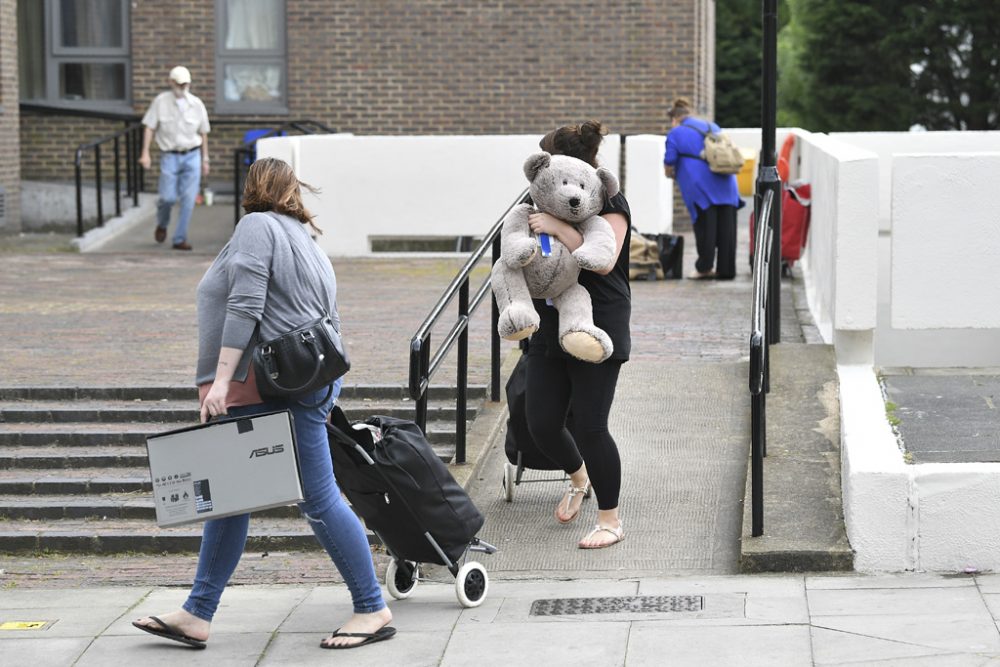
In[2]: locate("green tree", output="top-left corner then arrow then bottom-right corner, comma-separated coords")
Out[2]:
715,0 -> 789,127
776,0 -> 807,128
905,1 -> 1000,130
786,0 -> 915,131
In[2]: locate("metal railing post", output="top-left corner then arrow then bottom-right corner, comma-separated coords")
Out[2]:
94,145 -> 104,226
233,149 -> 242,225
113,136 -> 122,218
75,151 -> 84,237
133,126 -> 140,205
456,280 -> 470,464
124,125 -> 132,199
490,235 -> 501,402
415,337 -> 430,433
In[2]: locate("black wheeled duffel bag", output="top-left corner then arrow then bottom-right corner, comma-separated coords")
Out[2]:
327,406 -> 485,565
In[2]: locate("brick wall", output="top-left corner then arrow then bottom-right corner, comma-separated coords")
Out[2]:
0,0 -> 20,231
21,0 -> 715,192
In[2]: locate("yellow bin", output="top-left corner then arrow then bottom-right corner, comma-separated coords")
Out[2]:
737,149 -> 756,197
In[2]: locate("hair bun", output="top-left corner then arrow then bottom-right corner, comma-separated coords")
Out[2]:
579,120 -> 607,137
674,97 -> 692,109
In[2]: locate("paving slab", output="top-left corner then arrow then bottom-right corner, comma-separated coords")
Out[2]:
883,372 -> 1000,464
628,622 -> 814,667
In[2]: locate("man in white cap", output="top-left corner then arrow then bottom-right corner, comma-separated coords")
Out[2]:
139,66 -> 211,250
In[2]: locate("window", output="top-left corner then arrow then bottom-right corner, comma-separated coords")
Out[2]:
215,0 -> 287,114
18,0 -> 131,109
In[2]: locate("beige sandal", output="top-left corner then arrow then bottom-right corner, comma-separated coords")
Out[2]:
555,480 -> 591,524
578,523 -> 625,549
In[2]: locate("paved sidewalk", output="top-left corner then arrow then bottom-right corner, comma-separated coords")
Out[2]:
5,573 -> 1000,665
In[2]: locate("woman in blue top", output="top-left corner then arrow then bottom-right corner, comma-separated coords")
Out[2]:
663,98 -> 743,280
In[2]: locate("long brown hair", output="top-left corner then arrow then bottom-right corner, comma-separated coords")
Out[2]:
241,157 -> 321,234
539,120 -> 607,168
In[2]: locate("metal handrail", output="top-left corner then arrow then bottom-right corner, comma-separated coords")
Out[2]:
408,189 -> 530,464
231,120 -> 335,224
749,188 -> 776,537
73,122 -> 145,237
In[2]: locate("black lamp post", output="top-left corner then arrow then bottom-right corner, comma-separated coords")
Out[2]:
756,0 -> 782,345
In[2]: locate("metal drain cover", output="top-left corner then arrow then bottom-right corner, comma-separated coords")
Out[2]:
530,595 -> 704,616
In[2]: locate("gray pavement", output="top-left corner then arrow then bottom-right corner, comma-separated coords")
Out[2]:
5,203 -> 994,665
6,574 -> 1000,665
882,370 -> 1000,464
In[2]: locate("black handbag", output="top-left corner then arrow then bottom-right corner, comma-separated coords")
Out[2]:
252,315 -> 350,408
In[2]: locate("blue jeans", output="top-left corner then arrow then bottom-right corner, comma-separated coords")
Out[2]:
182,380 -> 384,621
157,151 -> 201,245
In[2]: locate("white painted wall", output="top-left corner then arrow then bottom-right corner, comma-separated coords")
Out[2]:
255,134 -> 623,256
832,131 -> 1000,232
890,153 -> 1000,330
838,364 -> 913,572
795,131 -> 879,361
840,364 -> 1000,573
624,134 -> 673,234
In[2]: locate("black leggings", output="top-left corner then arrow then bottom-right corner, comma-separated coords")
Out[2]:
524,352 -> 623,510
694,204 -> 738,278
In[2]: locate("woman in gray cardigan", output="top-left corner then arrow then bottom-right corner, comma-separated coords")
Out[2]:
133,158 -> 395,650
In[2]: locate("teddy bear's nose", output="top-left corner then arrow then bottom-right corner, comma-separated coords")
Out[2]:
569,197 -> 581,208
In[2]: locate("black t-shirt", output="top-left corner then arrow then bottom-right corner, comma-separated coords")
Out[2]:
529,192 -> 633,361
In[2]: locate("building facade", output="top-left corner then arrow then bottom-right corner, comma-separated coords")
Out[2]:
6,0 -> 715,231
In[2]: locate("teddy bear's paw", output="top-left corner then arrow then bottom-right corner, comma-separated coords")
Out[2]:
561,331 -> 612,363
572,247 -> 613,272
510,239 -> 538,267
499,305 -> 539,341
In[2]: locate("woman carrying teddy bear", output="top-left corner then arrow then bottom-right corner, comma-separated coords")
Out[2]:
523,120 -> 631,549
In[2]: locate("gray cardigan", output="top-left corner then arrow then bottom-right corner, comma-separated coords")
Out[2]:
195,211 -> 339,385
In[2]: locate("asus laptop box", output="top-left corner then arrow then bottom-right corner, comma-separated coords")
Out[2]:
145,410 -> 303,527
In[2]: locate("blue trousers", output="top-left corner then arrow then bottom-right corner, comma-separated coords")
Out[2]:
157,151 -> 201,245
182,381 -> 385,621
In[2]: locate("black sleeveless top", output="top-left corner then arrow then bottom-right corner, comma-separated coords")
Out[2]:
528,192 -> 632,361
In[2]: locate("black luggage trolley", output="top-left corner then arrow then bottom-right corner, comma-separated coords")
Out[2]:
501,345 -> 570,502
327,406 -> 497,608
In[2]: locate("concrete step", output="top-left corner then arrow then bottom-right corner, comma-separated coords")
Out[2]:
0,445 -> 148,469
0,420 -> 462,448
0,517 -> 347,554
0,493 -> 301,520
0,399 -> 477,424
0,384 -> 488,402
0,440 -> 457,471
0,467 -> 151,494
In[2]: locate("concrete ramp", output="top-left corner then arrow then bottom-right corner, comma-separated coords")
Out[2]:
740,343 -> 853,572
468,359 -> 750,576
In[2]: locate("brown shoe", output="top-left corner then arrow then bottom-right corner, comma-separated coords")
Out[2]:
172,242 -> 193,251
154,227 -> 166,243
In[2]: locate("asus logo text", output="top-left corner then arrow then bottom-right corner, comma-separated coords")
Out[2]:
249,444 -> 285,458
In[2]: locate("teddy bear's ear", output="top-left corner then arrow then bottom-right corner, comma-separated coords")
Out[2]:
523,152 -> 551,182
597,167 -> 620,198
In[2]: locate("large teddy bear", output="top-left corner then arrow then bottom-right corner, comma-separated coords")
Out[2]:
491,152 -> 619,363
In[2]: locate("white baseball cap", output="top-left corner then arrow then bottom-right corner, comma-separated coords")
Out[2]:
169,66 -> 192,85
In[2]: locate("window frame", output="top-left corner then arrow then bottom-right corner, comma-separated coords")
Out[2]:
214,0 -> 289,115
21,0 -> 132,112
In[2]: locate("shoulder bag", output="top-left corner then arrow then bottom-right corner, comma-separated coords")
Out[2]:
253,314 -> 350,408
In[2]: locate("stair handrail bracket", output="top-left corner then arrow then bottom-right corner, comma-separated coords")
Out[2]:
408,189 -> 530,465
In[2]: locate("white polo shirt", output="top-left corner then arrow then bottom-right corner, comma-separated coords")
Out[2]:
142,91 -> 211,152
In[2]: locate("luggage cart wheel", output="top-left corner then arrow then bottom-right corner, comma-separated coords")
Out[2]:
502,461 -> 516,502
455,561 -> 488,608
385,559 -> 418,600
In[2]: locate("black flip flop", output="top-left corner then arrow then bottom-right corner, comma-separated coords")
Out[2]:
132,615 -> 207,650
320,625 -> 397,649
